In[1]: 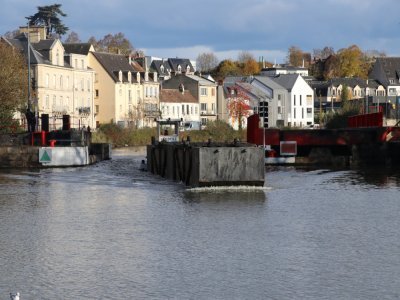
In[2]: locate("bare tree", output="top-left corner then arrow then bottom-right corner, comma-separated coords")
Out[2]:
64,31 -> 81,43
196,52 -> 219,73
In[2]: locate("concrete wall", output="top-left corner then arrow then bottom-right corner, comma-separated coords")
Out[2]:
0,143 -> 111,168
39,147 -> 89,166
0,146 -> 40,168
147,143 -> 265,187
197,147 -> 265,186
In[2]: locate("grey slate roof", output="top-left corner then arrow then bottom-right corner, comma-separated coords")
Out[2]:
2,34 -> 50,65
91,52 -> 136,83
370,57 -> 400,86
270,74 -> 299,91
252,76 -> 286,91
168,58 -> 194,73
63,43 -> 92,55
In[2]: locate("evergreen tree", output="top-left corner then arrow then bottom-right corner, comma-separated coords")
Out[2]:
28,4 -> 69,38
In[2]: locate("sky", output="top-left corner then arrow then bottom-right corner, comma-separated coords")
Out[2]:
2,0 -> 400,64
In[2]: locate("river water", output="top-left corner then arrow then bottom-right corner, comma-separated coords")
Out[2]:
1,148 -> 400,299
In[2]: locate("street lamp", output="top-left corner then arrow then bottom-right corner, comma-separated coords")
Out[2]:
25,17 -> 31,110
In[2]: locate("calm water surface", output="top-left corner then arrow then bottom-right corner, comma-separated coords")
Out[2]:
1,148 -> 400,299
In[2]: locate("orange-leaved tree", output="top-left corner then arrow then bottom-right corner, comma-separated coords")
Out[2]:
227,89 -> 252,130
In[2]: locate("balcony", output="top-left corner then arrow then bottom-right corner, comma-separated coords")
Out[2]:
78,107 -> 91,115
200,110 -> 216,116
52,105 -> 69,115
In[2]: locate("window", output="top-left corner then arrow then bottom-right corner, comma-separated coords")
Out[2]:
177,65 -> 182,73
293,95 -> 296,106
294,108 -> 296,118
95,89 -> 99,98
60,75 -> 63,89
81,59 -> 84,69
211,88 -> 215,96
201,118 -> 207,125
128,90 -> 132,104
278,94 -> 281,100
66,76 -> 69,89
182,104 -> 185,115
81,79 -> 84,91
300,95 -> 302,106
201,103 -> 207,111
302,108 -> 304,118
306,95 -> 312,105
195,107 -> 198,114
87,79 -> 90,91
200,87 -> 208,96
56,49 -> 59,65
186,105 -> 189,115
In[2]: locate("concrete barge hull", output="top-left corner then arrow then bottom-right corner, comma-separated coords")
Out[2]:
147,144 -> 265,187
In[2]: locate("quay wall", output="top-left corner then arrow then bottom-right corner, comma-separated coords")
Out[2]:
0,143 -> 111,168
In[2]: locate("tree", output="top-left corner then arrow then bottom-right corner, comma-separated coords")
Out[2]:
237,51 -> 254,64
213,59 -> 241,80
93,33 -> 134,55
28,4 -> 69,38
313,46 -> 335,60
0,43 -> 28,130
287,46 -> 311,67
3,29 -> 19,39
237,51 -> 260,75
196,52 -> 219,73
337,45 -> 365,78
227,95 -> 251,130
64,31 -> 81,43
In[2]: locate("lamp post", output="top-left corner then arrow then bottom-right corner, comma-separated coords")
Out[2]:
25,17 -> 31,110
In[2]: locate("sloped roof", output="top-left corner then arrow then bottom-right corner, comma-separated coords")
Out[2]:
270,74 -> 300,91
168,58 -> 195,73
160,89 -> 197,103
130,60 -> 145,72
2,34 -> 50,65
63,43 -> 93,55
235,82 -> 269,100
91,52 -> 136,83
185,74 -> 216,85
252,76 -> 286,90
375,57 -> 400,82
151,60 -> 171,76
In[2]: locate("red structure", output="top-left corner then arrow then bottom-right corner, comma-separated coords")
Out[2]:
247,113 -> 400,162
348,112 -> 383,128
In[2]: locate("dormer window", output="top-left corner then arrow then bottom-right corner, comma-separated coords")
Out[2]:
137,72 -> 140,83
186,65 -> 190,73
177,65 -> 182,73
160,65 -> 164,73
128,71 -> 131,83
118,71 -> 123,82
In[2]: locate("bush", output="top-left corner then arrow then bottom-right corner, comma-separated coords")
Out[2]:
94,124 -> 156,147
179,120 -> 246,143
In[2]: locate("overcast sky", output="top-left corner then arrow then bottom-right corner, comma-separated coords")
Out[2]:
2,0 -> 400,63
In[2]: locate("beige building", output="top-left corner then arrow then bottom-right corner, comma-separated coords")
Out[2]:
3,27 -> 95,130
88,52 -> 160,128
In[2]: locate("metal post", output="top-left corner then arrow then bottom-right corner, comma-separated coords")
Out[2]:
26,17 -> 31,110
